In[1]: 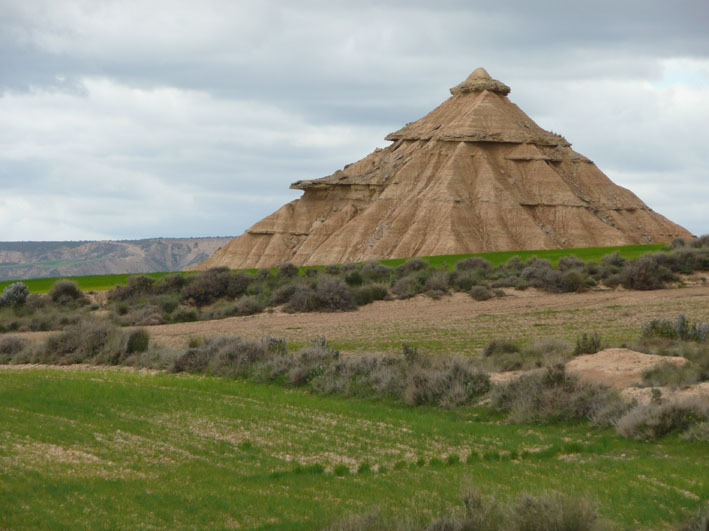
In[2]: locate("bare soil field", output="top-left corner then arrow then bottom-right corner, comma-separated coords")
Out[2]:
142,285 -> 709,355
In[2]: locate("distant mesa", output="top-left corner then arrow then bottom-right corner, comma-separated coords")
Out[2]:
194,68 -> 692,270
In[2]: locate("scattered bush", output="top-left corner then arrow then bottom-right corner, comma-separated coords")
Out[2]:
277,262 -> 299,279
49,280 -> 85,305
41,320 -> 121,364
574,332 -> 602,355
0,282 -> 29,308
491,364 -> 622,423
0,336 -> 26,361
235,296 -> 264,316
469,285 -> 493,301
403,357 -> 490,408
122,328 -> 150,355
641,315 -> 708,342
316,278 -> 356,312
615,397 -> 708,440
455,257 -> 492,272
621,254 -> 675,290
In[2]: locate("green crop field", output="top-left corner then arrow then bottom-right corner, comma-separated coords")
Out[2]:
0,367 -> 705,529
0,243 -> 665,294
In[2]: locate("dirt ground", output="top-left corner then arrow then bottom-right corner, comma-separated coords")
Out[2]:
143,285 -> 709,352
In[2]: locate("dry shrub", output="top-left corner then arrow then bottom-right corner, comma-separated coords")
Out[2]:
615,397 -> 708,441
573,332 -> 602,355
0,336 -> 26,361
42,320 -> 121,364
455,257 -> 492,272
392,275 -> 420,299
469,285 -> 493,301
0,282 -> 29,308
49,280 -> 86,305
404,357 -> 490,408
491,365 -> 622,423
316,278 -> 356,311
361,261 -> 392,281
621,254 -> 675,290
396,258 -> 428,276
235,296 -> 264,316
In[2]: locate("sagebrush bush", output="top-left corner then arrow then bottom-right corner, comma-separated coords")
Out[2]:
49,280 -> 85,305
392,275 -> 420,299
42,320 -> 121,364
615,397 -> 708,440
0,336 -> 26,361
621,254 -> 675,290
469,285 -> 493,301
396,257 -> 428,276
640,315 -> 708,342
574,332 -> 602,355
491,364 -> 622,423
123,328 -> 150,355
0,282 -> 29,308
316,278 -> 356,311
403,358 -> 490,408
455,257 -> 492,272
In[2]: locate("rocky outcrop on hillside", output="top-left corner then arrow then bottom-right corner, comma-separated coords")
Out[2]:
196,68 -> 691,270
0,237 -> 232,280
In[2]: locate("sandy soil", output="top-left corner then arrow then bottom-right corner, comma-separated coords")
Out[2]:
143,285 -> 709,350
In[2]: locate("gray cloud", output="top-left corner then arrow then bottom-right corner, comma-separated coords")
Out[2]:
0,0 -> 707,240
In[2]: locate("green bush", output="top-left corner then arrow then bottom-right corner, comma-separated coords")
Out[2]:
574,332 -> 602,355
123,328 -> 150,355
641,315 -> 708,342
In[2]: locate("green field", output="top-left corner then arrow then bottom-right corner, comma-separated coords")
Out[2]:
0,243 -> 665,294
0,367 -> 705,529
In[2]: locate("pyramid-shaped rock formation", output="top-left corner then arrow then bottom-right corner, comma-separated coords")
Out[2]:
197,68 -> 692,269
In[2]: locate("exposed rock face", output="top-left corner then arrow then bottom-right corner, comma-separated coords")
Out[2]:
197,68 -> 692,269
0,237 -> 233,280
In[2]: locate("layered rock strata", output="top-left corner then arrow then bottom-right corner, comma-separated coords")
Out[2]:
197,68 -> 691,269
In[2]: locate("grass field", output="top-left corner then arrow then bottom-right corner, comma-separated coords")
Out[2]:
0,367 -> 706,529
0,243 -> 665,294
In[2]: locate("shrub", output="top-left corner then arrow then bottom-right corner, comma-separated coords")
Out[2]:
396,257 -> 428,276
0,336 -> 26,361
508,492 -> 600,531
181,267 -> 251,306
557,256 -> 585,271
0,282 -> 29,308
42,320 -> 120,364
171,307 -> 199,322
469,285 -> 493,301
125,275 -> 155,296
315,278 -> 356,311
640,315 -> 708,343
353,284 -> 388,306
520,259 -> 563,292
123,328 -> 150,355
616,398 -> 708,440
573,332 -> 602,355
483,340 -> 520,357
235,296 -> 264,316
424,270 -> 450,295
361,261 -> 392,281
391,275 -> 419,299
154,273 -> 186,293
49,280 -> 85,305
642,362 -> 703,388
455,257 -> 492,272
491,364 -> 622,423
404,358 -> 490,408
324,264 -> 340,275
284,285 -> 320,313
561,269 -> 589,292
621,254 -> 675,290
277,262 -> 299,278
344,271 -> 363,286
690,234 -> 709,249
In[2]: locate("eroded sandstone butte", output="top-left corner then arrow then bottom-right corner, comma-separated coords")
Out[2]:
196,68 -> 692,269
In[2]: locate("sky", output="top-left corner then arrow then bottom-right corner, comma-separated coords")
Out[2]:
1,0 -> 707,241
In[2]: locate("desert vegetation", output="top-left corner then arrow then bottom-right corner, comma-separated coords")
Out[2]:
1,240 -> 708,529
2,241 -> 707,336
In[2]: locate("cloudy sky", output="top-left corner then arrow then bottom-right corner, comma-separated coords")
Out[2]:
1,0 -> 707,241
